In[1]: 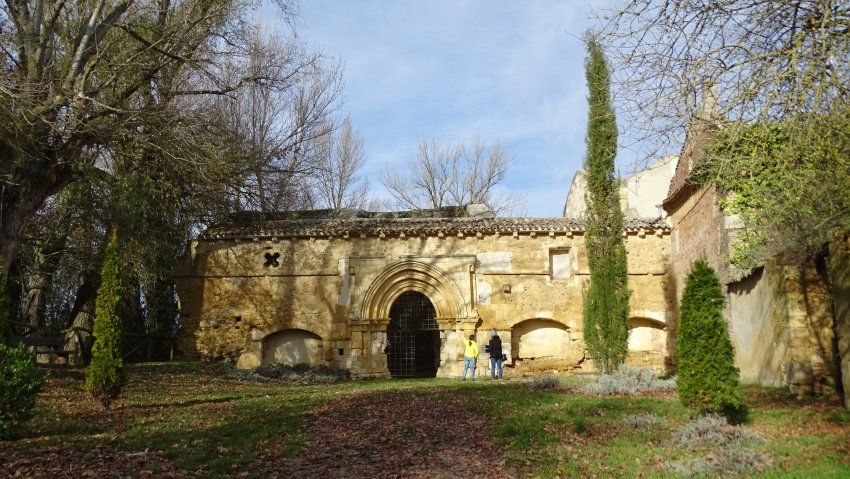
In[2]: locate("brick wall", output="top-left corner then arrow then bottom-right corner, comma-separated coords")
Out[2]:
666,183 -> 730,301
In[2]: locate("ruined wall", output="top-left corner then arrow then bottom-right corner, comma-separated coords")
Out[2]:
728,267 -> 785,386
175,223 -> 674,378
621,155 -> 679,219
666,183 -> 839,397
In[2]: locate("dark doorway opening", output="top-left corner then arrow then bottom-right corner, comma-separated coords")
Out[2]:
386,291 -> 440,378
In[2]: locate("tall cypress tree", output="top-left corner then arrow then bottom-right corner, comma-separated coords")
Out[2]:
86,231 -> 125,409
582,36 -> 630,374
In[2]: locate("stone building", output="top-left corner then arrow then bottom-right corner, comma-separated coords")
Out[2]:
663,111 -> 846,399
174,207 -> 675,378
174,115 -> 847,398
564,154 -> 678,220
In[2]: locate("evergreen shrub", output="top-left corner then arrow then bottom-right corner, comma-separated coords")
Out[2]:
527,376 -> 562,390
666,448 -> 773,478
676,260 -> 747,422
621,413 -> 666,429
1,343 -> 48,438
86,232 -> 125,408
671,414 -> 763,448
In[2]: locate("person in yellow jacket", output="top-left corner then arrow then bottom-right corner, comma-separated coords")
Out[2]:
462,334 -> 479,380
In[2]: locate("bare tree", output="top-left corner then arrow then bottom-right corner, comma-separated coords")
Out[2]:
218,30 -> 343,212
313,117 -> 369,211
0,0 -> 301,272
380,137 -> 521,214
450,138 -> 520,213
380,138 -> 461,210
598,0 -> 850,162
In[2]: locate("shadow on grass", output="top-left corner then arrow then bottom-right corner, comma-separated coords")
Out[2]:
122,393 -> 319,476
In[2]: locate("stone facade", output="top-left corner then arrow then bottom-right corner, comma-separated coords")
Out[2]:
175,211 -> 675,378
174,125 -> 848,398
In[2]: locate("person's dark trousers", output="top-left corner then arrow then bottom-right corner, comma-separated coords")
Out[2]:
490,356 -> 503,379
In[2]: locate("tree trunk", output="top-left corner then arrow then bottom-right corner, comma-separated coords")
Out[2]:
65,270 -> 100,366
828,233 -> 850,410
22,220 -> 71,329
3,257 -> 23,339
0,177 -> 71,273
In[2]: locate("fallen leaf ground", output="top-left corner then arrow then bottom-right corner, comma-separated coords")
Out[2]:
1,363 -> 849,478
266,388 -> 512,478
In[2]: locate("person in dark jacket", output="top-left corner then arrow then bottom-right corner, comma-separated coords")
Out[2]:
485,329 -> 504,380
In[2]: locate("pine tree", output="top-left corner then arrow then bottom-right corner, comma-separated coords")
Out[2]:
86,231 -> 125,409
581,35 -> 630,374
677,260 -> 747,422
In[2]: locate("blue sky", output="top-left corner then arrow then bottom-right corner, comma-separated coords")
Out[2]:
292,0 -> 633,217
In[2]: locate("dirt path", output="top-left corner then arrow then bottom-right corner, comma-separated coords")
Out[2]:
262,388 -> 517,478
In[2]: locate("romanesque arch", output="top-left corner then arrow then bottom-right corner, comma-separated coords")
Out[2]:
359,259 -> 469,323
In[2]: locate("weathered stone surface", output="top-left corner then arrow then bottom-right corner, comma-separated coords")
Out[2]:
175,215 -> 674,377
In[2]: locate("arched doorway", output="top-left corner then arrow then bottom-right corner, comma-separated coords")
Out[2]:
386,291 -> 440,378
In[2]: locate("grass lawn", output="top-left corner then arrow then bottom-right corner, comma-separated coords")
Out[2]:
2,362 -> 848,478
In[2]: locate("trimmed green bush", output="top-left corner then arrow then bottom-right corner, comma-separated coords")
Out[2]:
677,260 -> 747,422
581,35 -> 630,374
1,343 -> 48,438
86,231 -> 125,409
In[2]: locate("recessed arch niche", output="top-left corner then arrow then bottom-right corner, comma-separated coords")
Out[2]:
262,328 -> 324,366
510,318 -> 584,371
627,317 -> 667,353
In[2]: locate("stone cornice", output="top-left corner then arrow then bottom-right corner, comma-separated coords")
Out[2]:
201,217 -> 670,240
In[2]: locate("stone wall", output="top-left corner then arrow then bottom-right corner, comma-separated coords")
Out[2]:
666,181 -> 839,397
728,267 -> 785,386
175,220 -> 674,378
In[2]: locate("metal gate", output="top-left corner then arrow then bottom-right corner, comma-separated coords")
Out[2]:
386,291 -> 440,378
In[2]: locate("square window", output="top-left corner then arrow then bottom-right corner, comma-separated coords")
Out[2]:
549,249 -> 573,279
